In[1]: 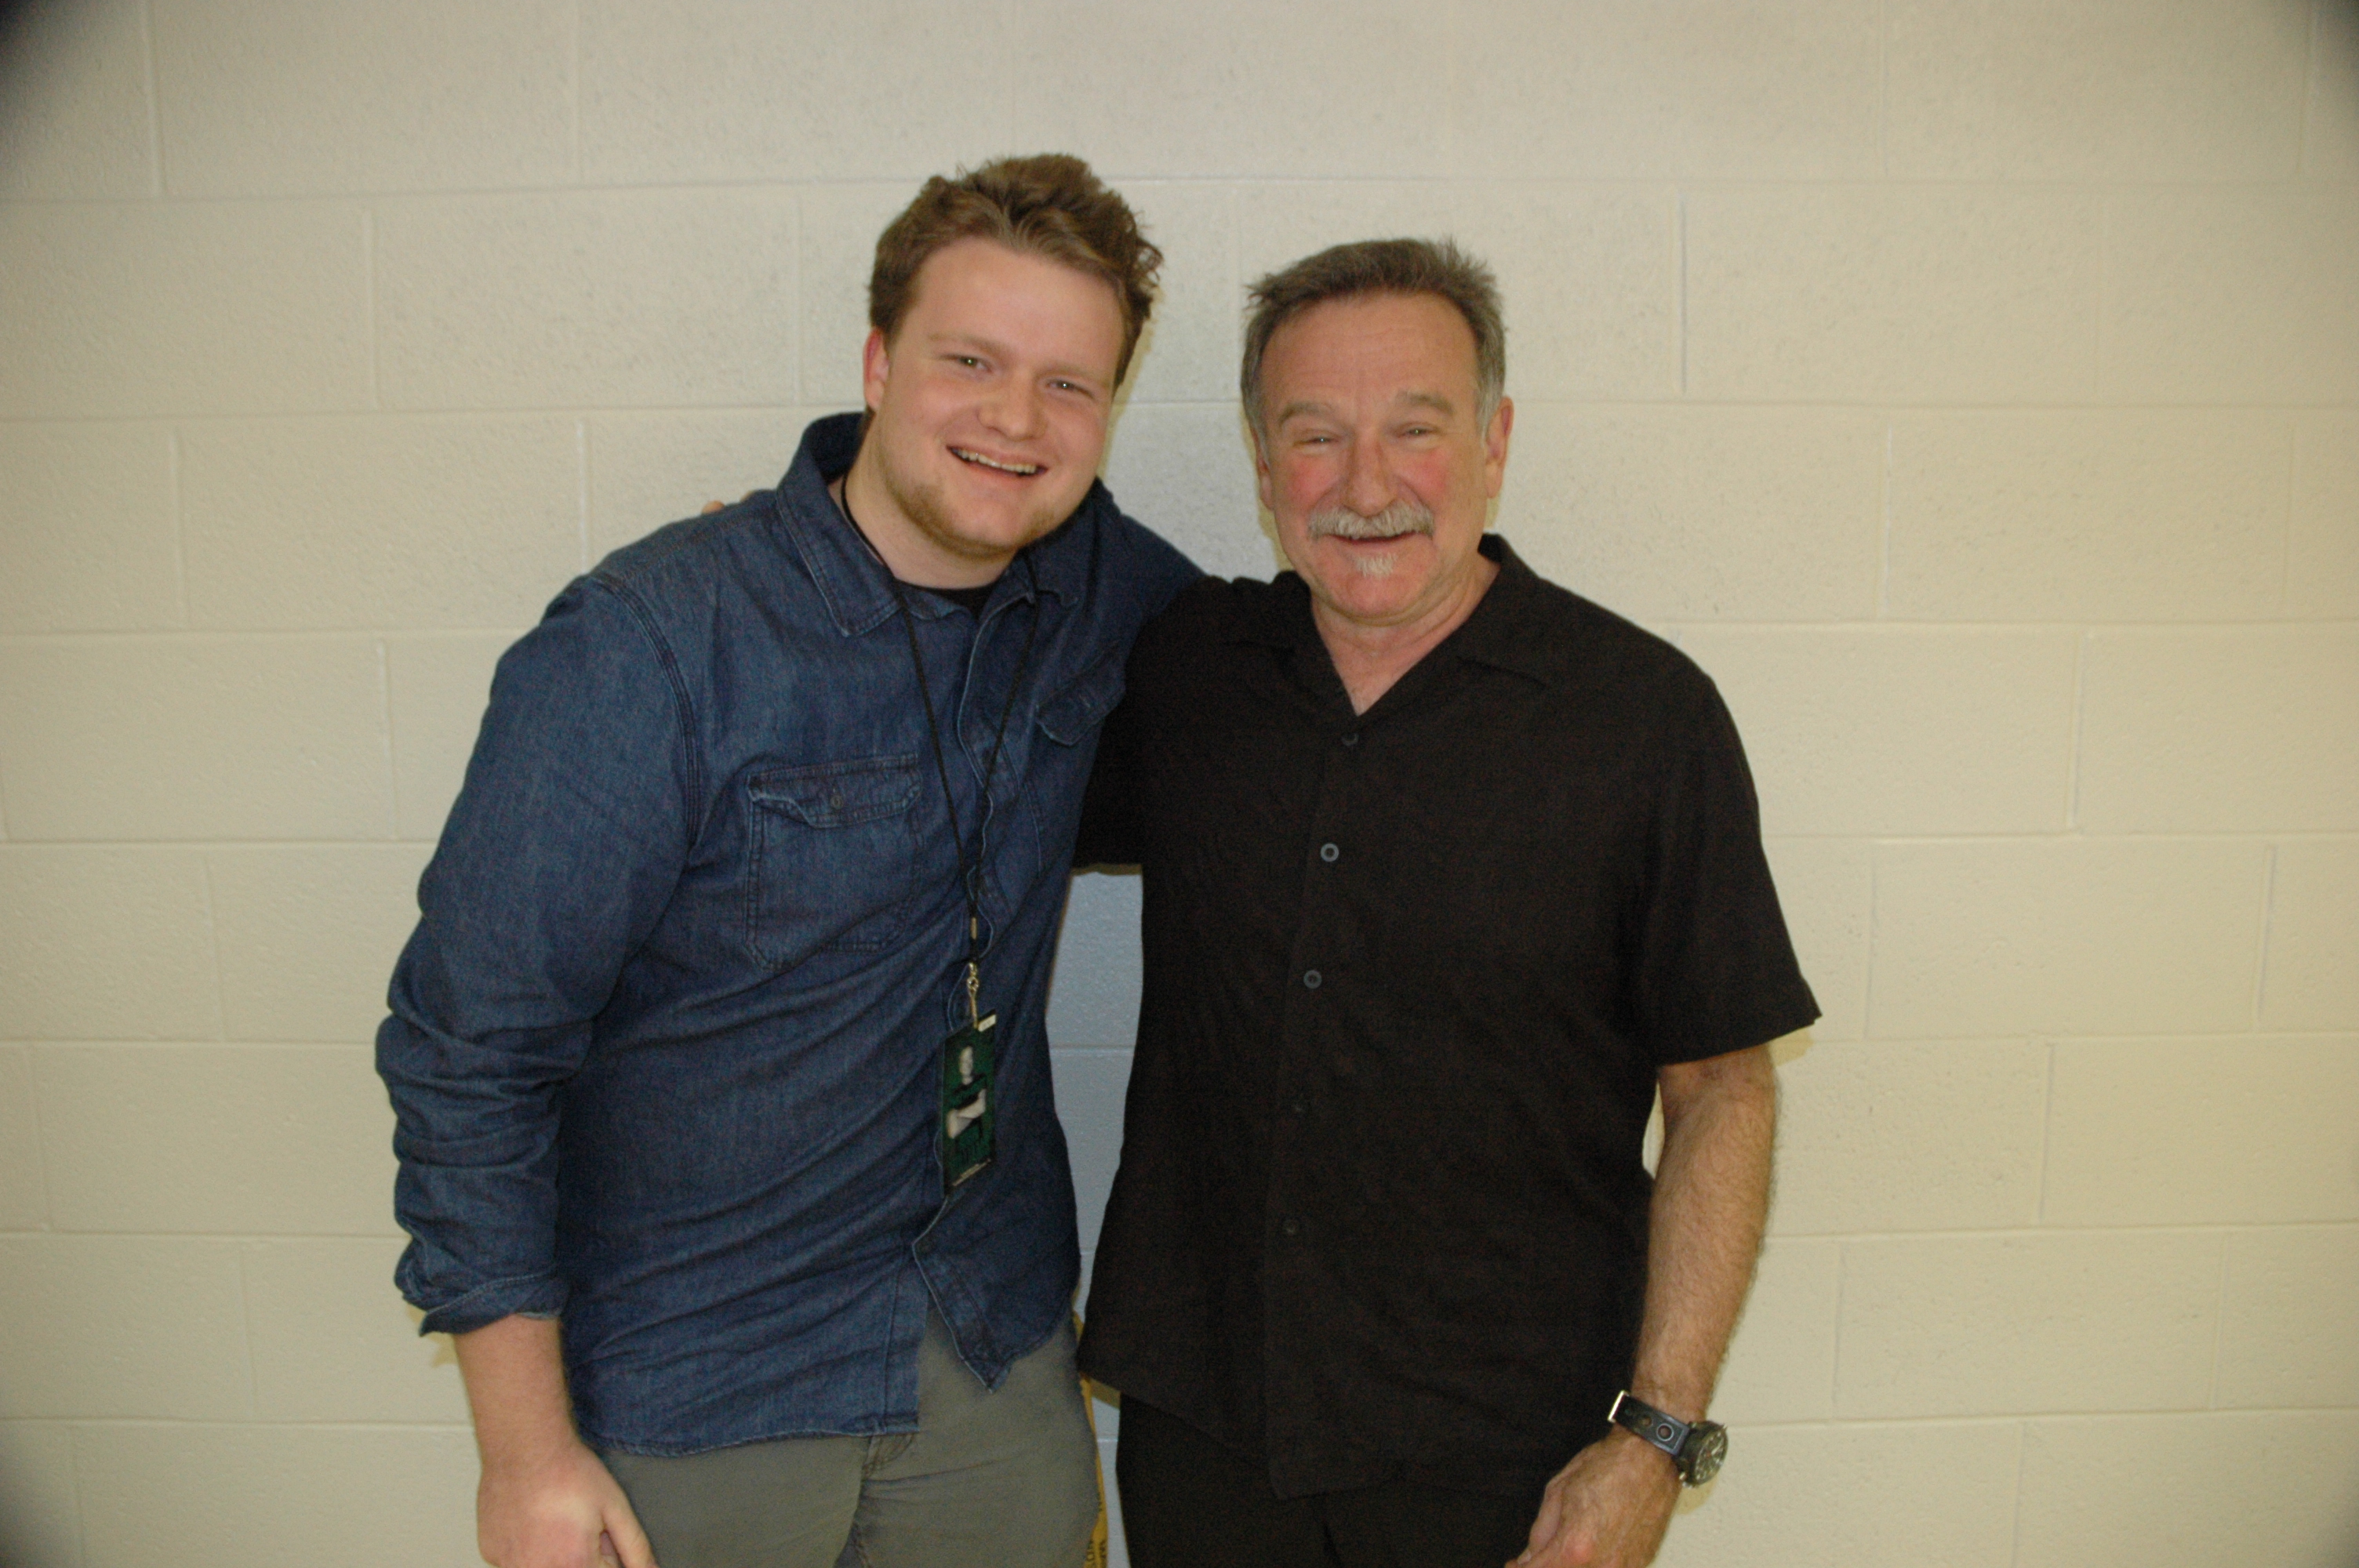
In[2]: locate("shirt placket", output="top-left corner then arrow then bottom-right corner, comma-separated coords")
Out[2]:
1260,710 -> 1369,1490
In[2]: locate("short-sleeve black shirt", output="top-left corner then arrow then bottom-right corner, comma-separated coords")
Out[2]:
1074,535 -> 1818,1501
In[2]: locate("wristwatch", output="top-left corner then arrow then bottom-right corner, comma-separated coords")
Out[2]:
1607,1391 -> 1727,1486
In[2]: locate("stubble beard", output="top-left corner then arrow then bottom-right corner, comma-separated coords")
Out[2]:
874,442 -> 1063,571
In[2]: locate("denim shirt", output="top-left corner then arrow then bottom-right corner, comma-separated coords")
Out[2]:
376,412 -> 1198,1456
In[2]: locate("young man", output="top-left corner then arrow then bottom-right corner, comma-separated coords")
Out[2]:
1077,241 -> 1815,1568
377,154 -> 1195,1568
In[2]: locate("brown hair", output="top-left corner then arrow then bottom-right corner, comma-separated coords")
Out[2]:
869,154 -> 1162,387
1241,238 -> 1506,439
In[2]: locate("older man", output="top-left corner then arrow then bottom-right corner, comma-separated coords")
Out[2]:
1076,240 -> 1816,1568
378,155 -> 1194,1568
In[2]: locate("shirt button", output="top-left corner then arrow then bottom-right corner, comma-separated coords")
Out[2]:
1281,1218 -> 1302,1237
1303,969 -> 1322,990
1340,731 -> 1360,748
1289,1098 -> 1308,1116
1319,842 -> 1339,863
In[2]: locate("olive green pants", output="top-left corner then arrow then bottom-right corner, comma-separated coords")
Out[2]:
602,1311 -> 1097,1568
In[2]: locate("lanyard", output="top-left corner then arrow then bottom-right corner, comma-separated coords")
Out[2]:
841,487 -> 1042,1025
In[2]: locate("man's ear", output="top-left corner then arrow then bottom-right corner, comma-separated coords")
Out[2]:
860,328 -> 892,412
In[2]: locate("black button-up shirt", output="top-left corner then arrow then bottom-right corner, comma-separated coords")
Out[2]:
1076,536 -> 1816,1500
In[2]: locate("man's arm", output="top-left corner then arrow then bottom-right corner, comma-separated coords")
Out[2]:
456,1316 -> 656,1568
1513,1043 -> 1777,1568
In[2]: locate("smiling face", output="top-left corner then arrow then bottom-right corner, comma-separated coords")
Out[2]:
847,238 -> 1127,586
1254,291 -> 1513,641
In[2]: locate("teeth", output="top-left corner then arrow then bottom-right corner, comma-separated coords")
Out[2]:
955,448 -> 1041,476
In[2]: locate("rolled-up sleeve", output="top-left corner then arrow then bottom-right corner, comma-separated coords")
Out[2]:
376,578 -> 695,1335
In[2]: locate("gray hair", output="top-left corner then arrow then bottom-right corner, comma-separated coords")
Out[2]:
1240,238 -> 1506,441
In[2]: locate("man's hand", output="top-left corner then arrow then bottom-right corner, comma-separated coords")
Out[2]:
1510,1430 -> 1681,1568
476,1437 -> 656,1568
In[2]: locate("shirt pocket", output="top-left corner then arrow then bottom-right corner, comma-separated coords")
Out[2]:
1035,652 -> 1127,748
746,753 -> 921,966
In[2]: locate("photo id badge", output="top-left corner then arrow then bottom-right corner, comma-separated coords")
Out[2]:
940,1012 -> 998,1191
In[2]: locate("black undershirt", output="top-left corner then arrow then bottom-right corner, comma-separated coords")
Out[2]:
918,579 -> 998,617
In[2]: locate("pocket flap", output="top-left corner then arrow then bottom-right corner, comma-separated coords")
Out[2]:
748,755 -> 920,828
1035,654 -> 1127,746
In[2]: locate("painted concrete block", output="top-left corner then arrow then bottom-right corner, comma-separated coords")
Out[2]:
152,0 -> 572,195
245,1237 -> 471,1422
2100,186 -> 2359,405
180,416 -> 585,631
376,191 -> 799,411
2077,627 -> 2359,833
0,201 -> 371,419
1761,839 -> 1869,1042
74,1423 -> 481,1568
1509,408 -> 1883,623
1238,183 -> 1681,404
1456,0 -> 1882,180
2216,1223 -> 2359,1410
0,1048 -> 45,1231
1885,0 -> 2308,180
1005,0 -> 1452,180
1100,404 -> 1276,585
2044,1035 -> 2359,1226
799,181 -> 925,412
2015,1411 -> 2359,1567
1656,1421 -> 2021,1568
35,1044 -> 397,1234
0,848 -> 222,1041
1835,1232 -> 2221,1417
1686,187 -> 2100,403
1052,1047 -> 1131,1256
1114,183 -> 1241,408
0,0 -> 155,200
1885,412 -> 2293,622
2263,838 -> 2359,1032
1770,1040 -> 2048,1236
387,633 -> 519,843
1709,1237 -> 1838,1425
580,0 -> 1012,183
1679,627 -> 2077,837
586,410 -> 819,564
209,845 -> 434,1044
2287,413 -> 2359,619
0,1236 -> 250,1418
2312,0 -> 2359,180
1049,870 -> 1144,1048
0,423 -> 181,633
0,636 -> 394,841
1867,840 -> 2266,1038
0,1421 -> 82,1568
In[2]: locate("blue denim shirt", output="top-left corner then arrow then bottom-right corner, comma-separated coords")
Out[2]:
377,413 -> 1197,1456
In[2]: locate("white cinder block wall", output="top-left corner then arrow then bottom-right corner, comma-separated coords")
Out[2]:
2,2 -> 2354,1563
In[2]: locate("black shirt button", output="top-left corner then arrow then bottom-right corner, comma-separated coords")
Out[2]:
1302,969 -> 1322,989
1281,1218 -> 1302,1237
1319,842 -> 1339,862
1340,731 -> 1360,747
1289,1098 -> 1308,1116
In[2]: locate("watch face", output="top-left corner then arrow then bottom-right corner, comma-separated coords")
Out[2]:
1685,1424 -> 1728,1486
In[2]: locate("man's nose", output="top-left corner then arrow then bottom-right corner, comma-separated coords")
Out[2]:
1342,437 -> 1394,514
983,379 -> 1045,440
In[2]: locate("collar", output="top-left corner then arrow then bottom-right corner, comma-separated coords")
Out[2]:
774,412 -> 1097,637
1232,534 -> 1565,690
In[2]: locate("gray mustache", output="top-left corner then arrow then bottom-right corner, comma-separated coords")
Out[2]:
1306,499 -> 1434,540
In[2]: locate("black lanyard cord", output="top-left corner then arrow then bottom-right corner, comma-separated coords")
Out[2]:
841,487 -> 1042,1004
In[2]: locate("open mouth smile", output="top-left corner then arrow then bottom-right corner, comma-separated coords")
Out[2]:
954,448 -> 1042,477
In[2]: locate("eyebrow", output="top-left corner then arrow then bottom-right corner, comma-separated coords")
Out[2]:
926,329 -> 1110,389
1274,389 -> 1458,426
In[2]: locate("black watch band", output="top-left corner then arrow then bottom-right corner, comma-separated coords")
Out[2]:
1607,1391 -> 1727,1486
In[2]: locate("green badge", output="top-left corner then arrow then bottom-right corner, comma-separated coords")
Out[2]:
940,1011 -> 997,1190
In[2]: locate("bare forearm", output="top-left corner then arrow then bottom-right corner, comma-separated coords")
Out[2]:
1629,1044 -> 1776,1420
455,1314 -> 580,1466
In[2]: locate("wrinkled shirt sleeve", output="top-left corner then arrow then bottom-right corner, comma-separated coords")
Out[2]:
376,578 -> 695,1335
